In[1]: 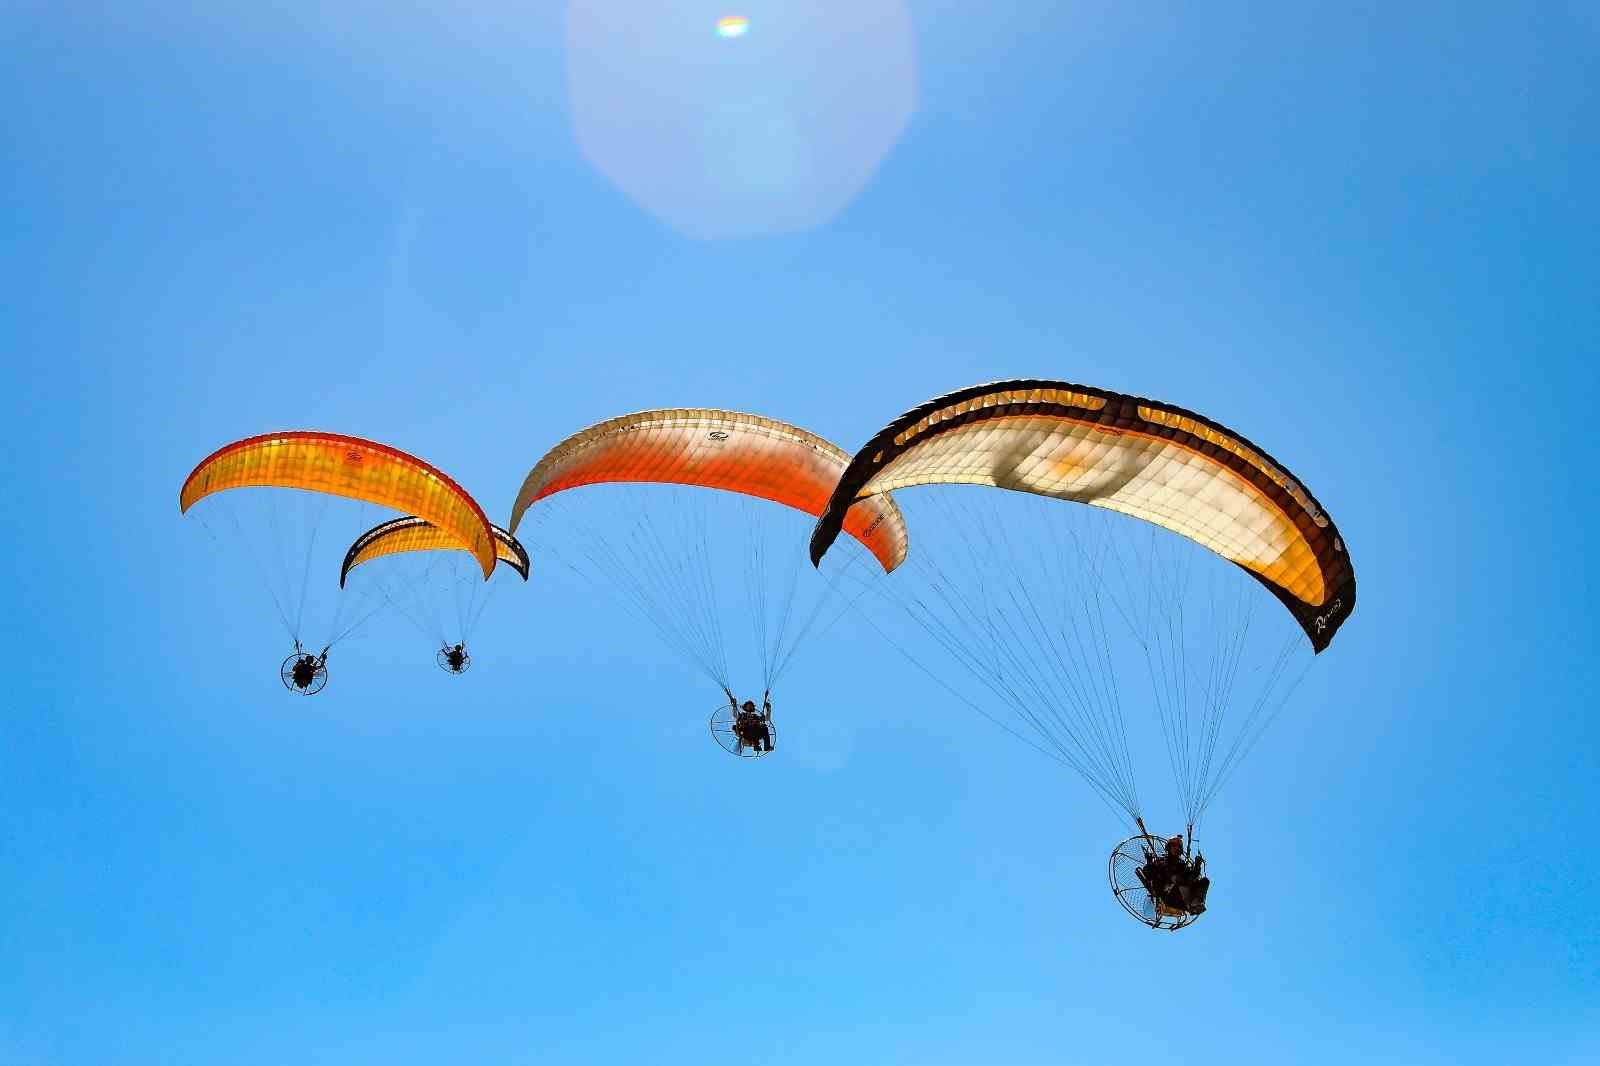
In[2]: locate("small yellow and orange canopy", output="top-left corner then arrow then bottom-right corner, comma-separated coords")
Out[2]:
339,516 -> 529,588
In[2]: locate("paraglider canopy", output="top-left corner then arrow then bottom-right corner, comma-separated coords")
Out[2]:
509,407 -> 907,573
339,516 -> 529,588
181,430 -> 497,580
810,379 -> 1355,651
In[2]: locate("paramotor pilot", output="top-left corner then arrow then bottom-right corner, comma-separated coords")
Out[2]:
732,697 -> 774,754
1138,835 -> 1210,916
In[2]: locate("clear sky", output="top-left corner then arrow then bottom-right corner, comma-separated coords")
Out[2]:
2,3 -> 1596,1064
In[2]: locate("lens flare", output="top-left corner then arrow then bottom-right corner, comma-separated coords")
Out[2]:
568,1 -> 917,239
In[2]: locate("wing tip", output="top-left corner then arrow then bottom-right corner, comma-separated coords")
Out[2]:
809,512 -> 842,568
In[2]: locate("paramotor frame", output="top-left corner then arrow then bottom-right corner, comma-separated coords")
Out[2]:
709,701 -> 778,759
280,648 -> 328,695
437,645 -> 472,675
1109,832 -> 1201,932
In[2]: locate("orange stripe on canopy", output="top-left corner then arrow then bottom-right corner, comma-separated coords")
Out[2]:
180,431 -> 496,579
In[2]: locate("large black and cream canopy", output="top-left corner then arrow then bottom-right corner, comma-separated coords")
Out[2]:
810,379 -> 1355,652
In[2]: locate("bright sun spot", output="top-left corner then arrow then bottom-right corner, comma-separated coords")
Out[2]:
715,16 -> 749,38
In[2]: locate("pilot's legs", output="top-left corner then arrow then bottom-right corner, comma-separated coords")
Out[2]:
1178,877 -> 1210,914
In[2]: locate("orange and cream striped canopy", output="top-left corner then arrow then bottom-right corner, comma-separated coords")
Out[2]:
509,408 -> 908,573
180,431 -> 497,580
810,380 -> 1355,651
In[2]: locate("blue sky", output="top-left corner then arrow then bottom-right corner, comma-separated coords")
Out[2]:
2,2 -> 1596,1063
